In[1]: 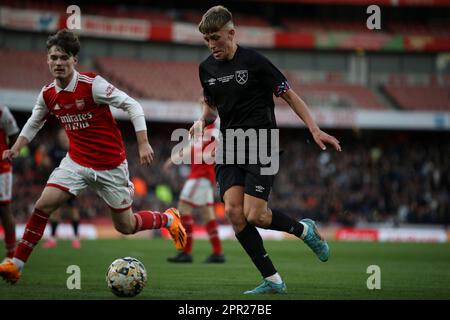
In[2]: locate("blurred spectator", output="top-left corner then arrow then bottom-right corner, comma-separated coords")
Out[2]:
10,124 -> 450,227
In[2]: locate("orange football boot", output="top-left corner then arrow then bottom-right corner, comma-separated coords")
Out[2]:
0,259 -> 21,284
164,208 -> 187,251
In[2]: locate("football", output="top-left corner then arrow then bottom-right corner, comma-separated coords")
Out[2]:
106,257 -> 147,297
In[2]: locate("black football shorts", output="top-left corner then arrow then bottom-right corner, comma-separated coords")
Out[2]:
215,163 -> 275,201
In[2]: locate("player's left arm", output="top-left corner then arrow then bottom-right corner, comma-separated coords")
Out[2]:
281,89 -> 341,152
254,50 -> 341,152
92,76 -> 154,165
2,106 -> 20,147
135,130 -> 154,166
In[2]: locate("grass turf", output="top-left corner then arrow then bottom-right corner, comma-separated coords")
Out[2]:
0,238 -> 449,300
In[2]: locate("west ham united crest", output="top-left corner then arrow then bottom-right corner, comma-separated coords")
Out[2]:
235,70 -> 248,85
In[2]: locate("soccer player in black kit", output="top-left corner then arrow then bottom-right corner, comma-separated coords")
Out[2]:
192,5 -> 341,294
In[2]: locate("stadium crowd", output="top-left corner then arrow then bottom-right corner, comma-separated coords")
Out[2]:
10,120 -> 450,227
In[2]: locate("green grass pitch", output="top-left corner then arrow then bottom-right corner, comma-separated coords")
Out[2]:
0,238 -> 449,300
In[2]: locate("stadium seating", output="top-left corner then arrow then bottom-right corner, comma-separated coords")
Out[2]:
282,71 -> 385,110
1,2 -> 448,228
5,48 -> 448,112
3,0 -> 449,37
297,83 -> 386,110
389,21 -> 450,36
9,126 -> 449,226
0,49 -> 53,90
95,56 -> 386,109
0,49 -> 89,90
384,84 -> 450,111
284,18 -> 379,33
95,57 -> 201,101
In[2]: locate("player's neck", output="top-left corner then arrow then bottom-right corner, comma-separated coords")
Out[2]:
225,43 -> 238,60
55,71 -> 75,89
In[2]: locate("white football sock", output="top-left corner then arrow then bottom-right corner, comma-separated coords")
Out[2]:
165,213 -> 173,228
12,258 -> 25,271
300,221 -> 309,239
265,272 -> 283,284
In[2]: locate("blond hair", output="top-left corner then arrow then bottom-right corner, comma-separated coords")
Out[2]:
198,5 -> 234,34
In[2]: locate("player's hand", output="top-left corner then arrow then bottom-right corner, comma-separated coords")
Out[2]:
311,129 -> 341,152
138,143 -> 154,166
2,149 -> 19,162
189,119 -> 205,142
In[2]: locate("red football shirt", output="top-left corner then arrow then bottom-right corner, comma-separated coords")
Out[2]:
188,123 -> 217,183
34,72 -> 128,170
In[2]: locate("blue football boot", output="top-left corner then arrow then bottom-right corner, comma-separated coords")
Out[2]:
243,280 -> 287,295
300,218 -> 329,262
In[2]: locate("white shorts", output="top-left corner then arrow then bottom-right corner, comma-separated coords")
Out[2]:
179,178 -> 214,207
0,171 -> 12,203
47,155 -> 134,211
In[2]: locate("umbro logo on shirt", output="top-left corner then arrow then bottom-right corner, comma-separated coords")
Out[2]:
54,104 -> 61,110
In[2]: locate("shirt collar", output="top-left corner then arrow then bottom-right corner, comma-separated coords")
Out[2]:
55,70 -> 78,93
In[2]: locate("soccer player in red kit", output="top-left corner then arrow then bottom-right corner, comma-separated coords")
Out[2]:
0,29 -> 186,284
165,120 -> 225,263
0,106 -> 19,261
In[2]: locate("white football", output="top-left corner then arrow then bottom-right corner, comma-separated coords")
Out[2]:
106,257 -> 147,297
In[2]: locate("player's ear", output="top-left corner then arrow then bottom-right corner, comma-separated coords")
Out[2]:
228,28 -> 235,38
73,55 -> 78,65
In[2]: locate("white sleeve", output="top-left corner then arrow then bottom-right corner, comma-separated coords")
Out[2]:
20,90 -> 49,142
92,76 -> 147,132
1,106 -> 19,136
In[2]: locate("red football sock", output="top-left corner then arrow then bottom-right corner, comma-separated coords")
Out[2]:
206,219 -> 222,255
4,230 -> 16,259
15,209 -> 49,263
133,211 -> 168,232
181,215 -> 194,254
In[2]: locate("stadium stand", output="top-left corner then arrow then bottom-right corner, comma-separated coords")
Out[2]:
3,0 -> 449,36
0,49 -> 88,90
4,46 -> 449,112
95,57 -> 201,101
384,85 -> 450,111
0,0 -> 449,229
9,124 -> 449,227
95,56 -> 386,109
0,49 -> 53,90
389,21 -> 450,36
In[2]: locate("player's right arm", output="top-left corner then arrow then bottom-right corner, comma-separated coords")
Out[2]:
92,75 -> 153,165
2,91 -> 48,162
2,136 -> 28,161
189,99 -> 218,139
192,64 -> 219,138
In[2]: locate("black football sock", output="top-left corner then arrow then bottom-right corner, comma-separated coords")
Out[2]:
270,209 -> 304,238
236,223 -> 277,278
51,221 -> 58,237
72,220 -> 80,237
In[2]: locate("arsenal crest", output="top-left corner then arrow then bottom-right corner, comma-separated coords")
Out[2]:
75,99 -> 85,110
235,70 -> 248,85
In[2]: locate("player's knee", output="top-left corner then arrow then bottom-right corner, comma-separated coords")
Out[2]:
35,198 -> 58,215
225,204 -> 245,225
246,209 -> 270,228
